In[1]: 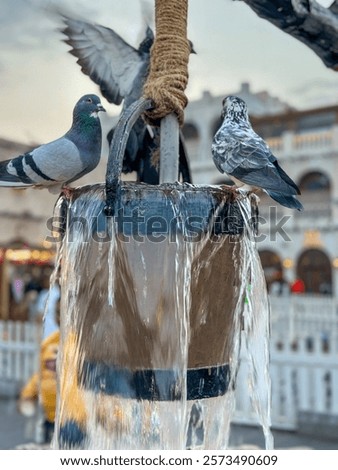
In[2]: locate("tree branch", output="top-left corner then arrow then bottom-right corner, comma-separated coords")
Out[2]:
239,0 -> 338,70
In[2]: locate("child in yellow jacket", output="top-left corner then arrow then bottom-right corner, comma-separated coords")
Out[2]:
18,295 -> 60,444
18,329 -> 60,443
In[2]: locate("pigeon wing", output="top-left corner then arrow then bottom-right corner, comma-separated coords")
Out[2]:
0,157 -> 35,187
0,137 -> 84,186
62,17 -> 145,104
30,138 -> 85,182
213,126 -> 299,195
266,190 -> 303,211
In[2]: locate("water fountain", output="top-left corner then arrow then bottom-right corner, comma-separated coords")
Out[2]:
51,0 -> 272,450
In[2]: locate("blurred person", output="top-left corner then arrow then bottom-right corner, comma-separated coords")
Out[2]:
22,268 -> 43,322
269,270 -> 290,296
34,275 -> 60,339
291,277 -> 305,294
24,267 -> 43,295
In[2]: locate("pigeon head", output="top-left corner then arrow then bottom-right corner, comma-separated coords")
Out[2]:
221,95 -> 248,123
74,94 -> 106,120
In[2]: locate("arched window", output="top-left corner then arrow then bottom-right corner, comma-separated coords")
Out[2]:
258,250 -> 283,290
297,249 -> 332,295
298,171 -> 331,192
181,122 -> 199,140
297,171 -> 331,216
181,122 -> 200,160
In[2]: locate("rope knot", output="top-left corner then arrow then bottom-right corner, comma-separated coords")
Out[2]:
142,1 -> 190,126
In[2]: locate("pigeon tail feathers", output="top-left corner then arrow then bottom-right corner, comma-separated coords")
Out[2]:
0,158 -> 34,187
266,190 -> 303,211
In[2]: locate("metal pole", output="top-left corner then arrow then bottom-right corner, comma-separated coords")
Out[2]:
159,113 -> 180,183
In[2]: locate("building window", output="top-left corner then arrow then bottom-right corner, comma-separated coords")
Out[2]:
297,171 -> 331,216
298,171 -> 331,192
296,248 -> 332,295
296,112 -> 336,131
181,122 -> 200,161
181,122 -> 199,141
253,123 -> 286,139
258,249 -> 283,292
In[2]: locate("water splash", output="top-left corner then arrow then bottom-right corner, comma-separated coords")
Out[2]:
236,196 -> 274,450
51,183 -> 272,450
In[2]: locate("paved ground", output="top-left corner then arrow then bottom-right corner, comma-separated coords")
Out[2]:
0,398 -> 37,450
229,423 -> 338,450
0,398 -> 337,450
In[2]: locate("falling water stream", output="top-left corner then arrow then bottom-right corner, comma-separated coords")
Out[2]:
51,182 -> 272,450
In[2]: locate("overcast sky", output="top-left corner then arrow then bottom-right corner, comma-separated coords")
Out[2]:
0,0 -> 337,145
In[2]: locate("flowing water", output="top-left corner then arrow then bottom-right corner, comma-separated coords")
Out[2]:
51,182 -> 272,450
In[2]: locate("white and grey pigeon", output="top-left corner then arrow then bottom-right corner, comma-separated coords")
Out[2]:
60,15 -> 192,184
211,95 -> 303,211
0,94 -> 105,194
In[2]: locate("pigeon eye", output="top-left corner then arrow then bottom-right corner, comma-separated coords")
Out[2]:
86,97 -> 93,103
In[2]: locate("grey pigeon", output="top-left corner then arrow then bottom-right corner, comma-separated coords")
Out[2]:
0,94 -> 105,193
61,16 -> 153,107
211,95 -> 303,211
60,15 -> 192,184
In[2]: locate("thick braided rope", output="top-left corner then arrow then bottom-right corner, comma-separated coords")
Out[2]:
143,0 -> 190,126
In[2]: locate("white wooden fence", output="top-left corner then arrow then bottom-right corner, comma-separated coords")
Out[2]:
0,321 -> 41,393
1,295 -> 338,432
233,294 -> 338,430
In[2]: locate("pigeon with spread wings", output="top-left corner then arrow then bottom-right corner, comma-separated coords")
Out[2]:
60,15 -> 192,183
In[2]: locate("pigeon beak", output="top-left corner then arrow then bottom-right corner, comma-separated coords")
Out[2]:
97,104 -> 106,113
